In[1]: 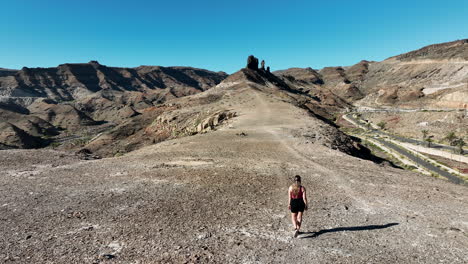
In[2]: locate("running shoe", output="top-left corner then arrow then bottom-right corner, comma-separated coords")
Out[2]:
294,230 -> 299,238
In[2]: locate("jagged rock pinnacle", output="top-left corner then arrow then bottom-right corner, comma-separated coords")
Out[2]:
247,55 -> 259,70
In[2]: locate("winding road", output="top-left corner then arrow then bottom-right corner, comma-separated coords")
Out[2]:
344,114 -> 466,184
347,114 -> 465,154
373,137 -> 464,184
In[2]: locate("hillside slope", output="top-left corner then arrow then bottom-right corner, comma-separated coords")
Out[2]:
0,62 -> 227,149
82,58 -> 367,158
275,39 -> 468,109
357,40 -> 468,108
1,70 -> 466,263
0,61 -> 227,100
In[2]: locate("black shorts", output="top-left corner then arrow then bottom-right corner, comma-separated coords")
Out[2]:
290,198 -> 305,213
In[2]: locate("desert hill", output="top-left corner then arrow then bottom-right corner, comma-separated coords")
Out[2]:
0,62 -> 227,149
0,61 -> 227,100
0,55 -> 466,262
392,39 -> 468,61
0,39 -> 467,153
82,58 -> 369,158
0,68 -> 17,77
275,39 -> 468,109
357,40 -> 468,108
0,56 -> 360,156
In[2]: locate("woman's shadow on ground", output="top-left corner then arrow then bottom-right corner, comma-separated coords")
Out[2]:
299,223 -> 399,239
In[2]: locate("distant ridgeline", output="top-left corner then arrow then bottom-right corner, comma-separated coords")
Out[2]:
0,61 -> 228,150
0,39 -> 467,152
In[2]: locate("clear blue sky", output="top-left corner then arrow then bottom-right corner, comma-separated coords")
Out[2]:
1,0 -> 467,73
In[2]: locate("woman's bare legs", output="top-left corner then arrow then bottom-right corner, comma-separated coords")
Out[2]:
291,213 -> 298,230
296,211 -> 303,232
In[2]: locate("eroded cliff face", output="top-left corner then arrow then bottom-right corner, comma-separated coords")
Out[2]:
355,40 -> 468,108
1,39 -> 467,151
0,62 -> 228,149
358,57 -> 467,108
274,39 -> 468,109
0,61 -> 227,101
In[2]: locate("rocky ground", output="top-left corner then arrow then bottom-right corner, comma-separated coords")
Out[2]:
1,85 -> 467,263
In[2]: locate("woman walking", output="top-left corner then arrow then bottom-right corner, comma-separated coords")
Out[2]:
288,175 -> 308,238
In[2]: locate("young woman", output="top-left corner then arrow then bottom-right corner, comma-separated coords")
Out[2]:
288,175 -> 308,237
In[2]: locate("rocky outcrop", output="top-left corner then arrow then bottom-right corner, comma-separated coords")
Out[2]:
151,110 -> 237,135
246,55 -> 259,70
192,111 -> 237,133
83,105 -> 237,157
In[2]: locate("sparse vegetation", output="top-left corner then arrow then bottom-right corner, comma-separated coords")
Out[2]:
49,142 -> 61,149
444,131 -> 457,146
454,138 -> 466,154
377,121 -> 386,130
425,136 -> 434,147
402,164 -> 418,171
72,136 -> 92,147
421,129 -> 429,141
114,152 -> 125,157
339,127 -> 366,135
421,130 -> 434,147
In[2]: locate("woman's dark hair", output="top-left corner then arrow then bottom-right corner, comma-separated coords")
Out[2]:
294,175 -> 301,182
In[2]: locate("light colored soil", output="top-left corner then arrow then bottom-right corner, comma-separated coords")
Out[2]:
361,111 -> 467,142
1,86 -> 467,263
423,83 -> 466,95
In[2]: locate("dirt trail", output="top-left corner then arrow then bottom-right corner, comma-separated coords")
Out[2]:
1,86 -> 467,263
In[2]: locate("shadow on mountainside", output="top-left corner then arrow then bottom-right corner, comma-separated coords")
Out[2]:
300,223 -> 399,239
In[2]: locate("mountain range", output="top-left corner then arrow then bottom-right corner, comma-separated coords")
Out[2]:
0,39 -> 467,153
1,39 -> 468,263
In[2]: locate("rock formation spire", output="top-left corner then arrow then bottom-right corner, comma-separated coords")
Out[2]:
247,55 -> 259,70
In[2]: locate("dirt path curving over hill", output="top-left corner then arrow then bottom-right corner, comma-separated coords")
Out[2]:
1,85 -> 467,263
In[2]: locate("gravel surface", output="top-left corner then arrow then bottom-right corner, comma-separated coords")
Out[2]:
1,87 -> 467,263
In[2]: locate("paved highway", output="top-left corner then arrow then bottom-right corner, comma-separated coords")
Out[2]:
373,137 -> 464,185
344,114 -> 466,185
346,114 -> 465,155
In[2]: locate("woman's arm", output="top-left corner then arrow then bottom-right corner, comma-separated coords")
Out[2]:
288,186 -> 291,209
303,187 -> 308,210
